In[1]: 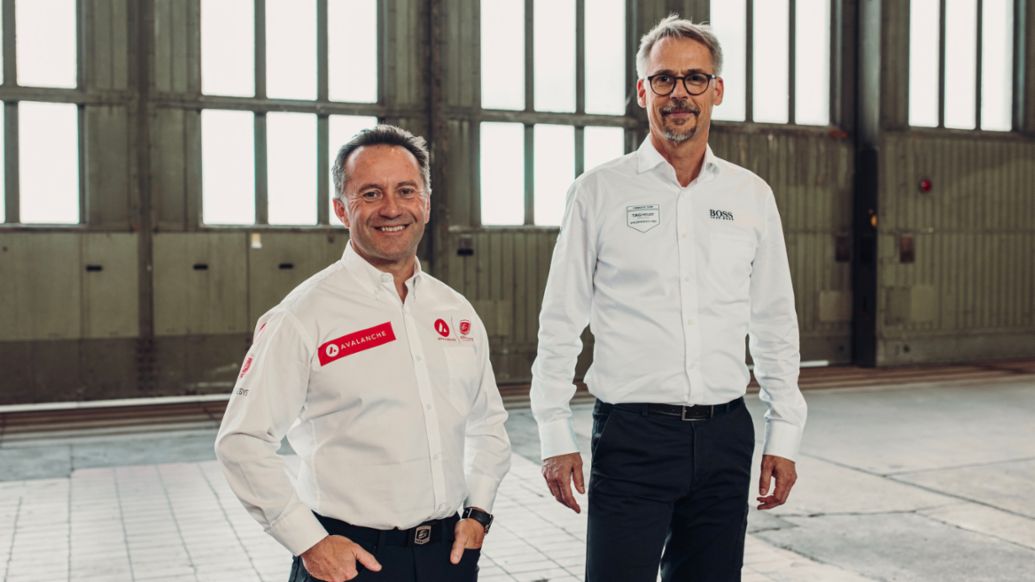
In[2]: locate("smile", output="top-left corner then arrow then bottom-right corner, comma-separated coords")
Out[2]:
377,225 -> 408,232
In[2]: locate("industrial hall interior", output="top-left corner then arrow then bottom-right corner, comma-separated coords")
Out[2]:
1,0 -> 1034,581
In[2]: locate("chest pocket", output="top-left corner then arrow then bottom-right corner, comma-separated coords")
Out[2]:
442,345 -> 480,416
708,233 -> 756,290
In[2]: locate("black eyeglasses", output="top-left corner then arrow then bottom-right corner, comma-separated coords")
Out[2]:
647,72 -> 718,96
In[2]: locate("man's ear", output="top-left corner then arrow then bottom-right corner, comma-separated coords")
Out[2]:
636,77 -> 647,109
333,197 -> 350,228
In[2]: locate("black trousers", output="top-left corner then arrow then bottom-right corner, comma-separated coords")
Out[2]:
289,514 -> 480,582
586,399 -> 755,582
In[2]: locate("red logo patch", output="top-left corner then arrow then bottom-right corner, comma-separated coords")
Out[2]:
434,319 -> 451,337
318,322 -> 396,366
239,356 -> 254,379
459,319 -> 472,336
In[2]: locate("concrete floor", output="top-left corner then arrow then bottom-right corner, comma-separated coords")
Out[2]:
1,375 -> 1034,581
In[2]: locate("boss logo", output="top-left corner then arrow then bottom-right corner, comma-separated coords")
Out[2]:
709,209 -> 734,221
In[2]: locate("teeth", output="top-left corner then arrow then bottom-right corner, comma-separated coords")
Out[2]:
380,225 -> 405,232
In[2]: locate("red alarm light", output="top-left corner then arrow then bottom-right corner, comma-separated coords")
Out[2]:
919,178 -> 933,193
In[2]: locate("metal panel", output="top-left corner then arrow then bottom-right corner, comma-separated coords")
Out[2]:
85,106 -> 132,228
152,108 -> 201,230
880,0 -> 909,129
247,232 -> 349,324
153,0 -> 193,94
153,233 -> 249,336
0,234 -> 82,341
84,0 -> 130,91
81,233 -> 139,338
877,132 -> 1035,364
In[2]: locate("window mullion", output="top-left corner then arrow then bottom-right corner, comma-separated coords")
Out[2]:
3,101 -> 18,223
575,125 -> 585,176
255,0 -> 267,99
317,0 -> 328,102
524,0 -> 534,225
1012,0 -> 1024,131
2,0 -> 16,84
255,113 -> 268,225
317,0 -> 329,224
576,0 -> 585,115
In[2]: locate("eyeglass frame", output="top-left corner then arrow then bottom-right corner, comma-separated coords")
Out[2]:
645,72 -> 719,97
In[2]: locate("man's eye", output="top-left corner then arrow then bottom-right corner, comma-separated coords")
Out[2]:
361,190 -> 381,200
399,188 -> 417,198
689,73 -> 708,84
657,74 -> 674,83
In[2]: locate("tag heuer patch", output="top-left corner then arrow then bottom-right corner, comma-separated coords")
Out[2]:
626,204 -> 660,232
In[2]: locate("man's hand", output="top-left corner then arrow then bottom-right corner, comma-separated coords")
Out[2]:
300,535 -> 382,582
757,454 -> 797,510
542,452 -> 586,513
449,518 -> 486,564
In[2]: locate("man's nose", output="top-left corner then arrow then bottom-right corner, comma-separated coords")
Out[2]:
379,193 -> 403,216
669,78 -> 691,99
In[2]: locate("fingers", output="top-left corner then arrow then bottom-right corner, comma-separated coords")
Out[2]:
756,456 -> 797,511
450,532 -> 466,565
352,545 -> 382,573
541,454 -> 584,513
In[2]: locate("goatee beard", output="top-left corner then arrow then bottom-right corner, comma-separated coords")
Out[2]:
663,127 -> 696,143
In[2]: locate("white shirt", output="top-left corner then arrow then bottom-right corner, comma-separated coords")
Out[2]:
531,139 -> 807,461
215,244 -> 511,556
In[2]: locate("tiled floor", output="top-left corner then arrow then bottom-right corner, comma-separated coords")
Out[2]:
3,375 -> 1035,581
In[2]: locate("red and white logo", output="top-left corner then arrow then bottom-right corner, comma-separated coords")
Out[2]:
434,318 -> 451,337
239,356 -> 254,379
318,322 -> 396,366
459,319 -> 472,336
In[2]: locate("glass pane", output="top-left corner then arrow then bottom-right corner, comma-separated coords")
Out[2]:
909,0 -> 940,127
268,113 -> 318,225
481,0 -> 525,110
534,125 -> 574,226
584,126 -> 624,173
328,115 -> 378,226
201,0 -> 255,97
795,0 -> 830,125
981,0 -> 1013,131
267,0 -> 316,100
752,0 -> 790,123
585,0 -> 625,114
16,0 -> 77,88
480,122 -> 524,225
534,0 -> 576,112
710,0 -> 747,121
202,110 -> 255,225
944,0 -> 978,129
19,103 -> 79,224
329,0 -> 378,103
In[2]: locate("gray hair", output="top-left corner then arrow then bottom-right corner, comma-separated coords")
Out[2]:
331,124 -> 432,200
635,14 -> 724,79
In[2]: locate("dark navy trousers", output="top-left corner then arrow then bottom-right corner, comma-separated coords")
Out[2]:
586,399 -> 755,582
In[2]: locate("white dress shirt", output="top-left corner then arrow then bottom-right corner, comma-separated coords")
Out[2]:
215,243 -> 511,556
531,139 -> 807,461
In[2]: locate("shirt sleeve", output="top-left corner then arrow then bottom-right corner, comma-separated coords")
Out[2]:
463,312 -> 512,512
748,189 -> 808,461
214,310 -> 328,556
530,182 -> 597,459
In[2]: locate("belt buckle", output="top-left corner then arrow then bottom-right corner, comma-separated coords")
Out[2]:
680,405 -> 711,422
413,524 -> 432,545
680,406 -> 696,422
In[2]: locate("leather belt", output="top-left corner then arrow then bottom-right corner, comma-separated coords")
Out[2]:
610,397 -> 743,421
314,512 -> 458,547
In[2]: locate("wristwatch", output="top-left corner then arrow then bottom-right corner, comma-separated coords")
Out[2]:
462,507 -> 494,533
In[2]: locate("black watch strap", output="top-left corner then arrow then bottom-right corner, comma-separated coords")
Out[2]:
462,507 -> 494,533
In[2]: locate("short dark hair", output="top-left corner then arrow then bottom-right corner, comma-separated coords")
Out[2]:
331,124 -> 432,200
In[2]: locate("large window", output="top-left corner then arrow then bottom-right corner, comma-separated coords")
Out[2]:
1,0 -> 82,226
479,0 -> 628,227
908,0 -> 1015,131
199,0 -> 380,227
709,0 -> 833,126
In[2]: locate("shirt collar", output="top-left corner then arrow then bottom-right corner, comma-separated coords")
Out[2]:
340,241 -> 424,297
636,138 -> 721,180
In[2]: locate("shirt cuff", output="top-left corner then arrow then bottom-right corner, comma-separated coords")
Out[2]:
762,419 -> 804,461
267,504 -> 330,557
538,418 -> 579,460
465,473 -> 503,513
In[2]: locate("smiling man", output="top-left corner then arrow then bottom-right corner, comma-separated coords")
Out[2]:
530,15 -> 808,582
216,125 -> 511,582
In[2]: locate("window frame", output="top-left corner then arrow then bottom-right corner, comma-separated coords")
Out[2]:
907,0 -> 1025,132
474,0 -> 636,229
196,0 -> 386,229
0,0 -> 86,228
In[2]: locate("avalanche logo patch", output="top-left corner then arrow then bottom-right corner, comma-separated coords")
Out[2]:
318,322 -> 396,366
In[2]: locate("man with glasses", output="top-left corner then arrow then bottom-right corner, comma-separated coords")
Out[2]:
216,125 -> 511,582
531,15 -> 807,581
